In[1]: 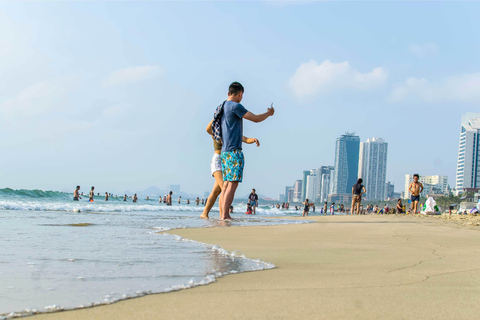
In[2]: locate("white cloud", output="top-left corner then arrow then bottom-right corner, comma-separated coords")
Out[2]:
391,72 -> 480,103
1,77 -> 78,118
409,43 -> 438,57
104,66 -> 163,86
288,59 -> 388,98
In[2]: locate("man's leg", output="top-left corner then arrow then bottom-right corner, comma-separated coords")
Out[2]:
221,181 -> 238,220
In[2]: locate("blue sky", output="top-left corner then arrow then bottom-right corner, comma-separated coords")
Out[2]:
1,1 -> 479,198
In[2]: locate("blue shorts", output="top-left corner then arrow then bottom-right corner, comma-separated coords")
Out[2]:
221,149 -> 245,182
411,195 -> 420,202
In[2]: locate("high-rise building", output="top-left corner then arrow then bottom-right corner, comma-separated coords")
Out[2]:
293,180 -> 302,203
284,186 -> 293,202
301,170 -> 310,202
456,113 -> 480,191
278,194 -> 285,202
288,188 -> 295,203
305,169 -> 318,202
316,166 -> 335,203
358,137 -> 388,201
332,133 -> 360,195
385,181 -> 395,200
404,175 -> 448,198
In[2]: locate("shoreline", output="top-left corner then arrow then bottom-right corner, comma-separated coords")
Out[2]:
32,214 -> 480,319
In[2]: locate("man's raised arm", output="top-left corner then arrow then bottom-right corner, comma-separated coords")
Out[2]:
243,106 -> 274,123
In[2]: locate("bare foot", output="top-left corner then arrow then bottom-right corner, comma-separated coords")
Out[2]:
200,214 -> 209,219
221,214 -> 233,220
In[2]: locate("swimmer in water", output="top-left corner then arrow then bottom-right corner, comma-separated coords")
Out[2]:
73,186 -> 81,201
133,194 -> 138,203
89,186 -> 94,202
124,194 -> 127,201
178,196 -> 181,204
105,192 -> 109,201
167,191 -> 173,206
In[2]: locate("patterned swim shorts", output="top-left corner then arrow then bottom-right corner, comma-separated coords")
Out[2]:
221,149 -> 245,182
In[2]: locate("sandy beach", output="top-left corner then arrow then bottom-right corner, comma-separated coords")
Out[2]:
32,214 -> 480,320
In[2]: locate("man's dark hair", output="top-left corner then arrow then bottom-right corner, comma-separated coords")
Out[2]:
398,199 -> 402,202
414,174 -> 420,178
91,186 -> 94,190
357,178 -> 363,184
169,191 -> 173,195
76,185 -> 80,189
228,82 -> 244,95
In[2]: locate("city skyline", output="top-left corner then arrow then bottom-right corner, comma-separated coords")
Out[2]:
1,2 -> 478,198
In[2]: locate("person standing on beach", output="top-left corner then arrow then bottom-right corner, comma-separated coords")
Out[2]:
89,187 -> 95,202
409,174 -> 423,214
248,189 -> 259,214
351,178 -> 366,215
323,202 -> 328,215
215,82 -> 274,220
73,186 -> 81,201
330,203 -> 335,215
303,198 -> 310,217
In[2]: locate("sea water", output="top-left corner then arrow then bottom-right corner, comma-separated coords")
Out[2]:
0,189 -> 308,318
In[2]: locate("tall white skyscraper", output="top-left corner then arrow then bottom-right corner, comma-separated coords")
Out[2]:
316,166 -> 335,203
358,137 -> 388,201
305,169 -> 318,202
456,113 -> 480,191
293,180 -> 302,203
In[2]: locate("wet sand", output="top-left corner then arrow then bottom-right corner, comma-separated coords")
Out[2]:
33,214 -> 480,320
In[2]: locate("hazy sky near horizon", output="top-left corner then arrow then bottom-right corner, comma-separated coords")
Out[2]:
1,1 -> 480,198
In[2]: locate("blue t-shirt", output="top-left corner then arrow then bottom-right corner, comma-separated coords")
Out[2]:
221,100 -> 248,152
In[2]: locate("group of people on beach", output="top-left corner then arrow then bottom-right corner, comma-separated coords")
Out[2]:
73,186 -> 209,207
200,82 -> 274,220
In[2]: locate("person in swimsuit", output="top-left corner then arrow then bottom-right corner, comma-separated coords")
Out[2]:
303,198 -> 310,217
105,192 -> 109,201
167,191 -> 173,206
248,189 -> 259,214
408,174 -> 424,214
124,194 -> 127,201
89,186 -> 95,202
200,119 -> 260,219
351,178 -> 366,215
73,186 -> 81,201
133,194 -> 138,203
178,196 -> 181,204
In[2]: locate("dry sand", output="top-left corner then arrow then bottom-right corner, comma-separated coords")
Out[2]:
33,214 -> 480,320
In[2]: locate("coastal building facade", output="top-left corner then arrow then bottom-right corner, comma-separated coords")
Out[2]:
358,137 -> 388,201
456,113 -> 480,191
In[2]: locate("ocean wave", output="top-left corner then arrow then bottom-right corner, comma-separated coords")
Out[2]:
0,188 -> 70,200
0,200 -> 210,213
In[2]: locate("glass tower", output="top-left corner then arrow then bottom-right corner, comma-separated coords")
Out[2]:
332,133 -> 360,195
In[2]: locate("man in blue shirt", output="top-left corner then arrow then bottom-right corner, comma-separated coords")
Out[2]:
219,82 -> 274,220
